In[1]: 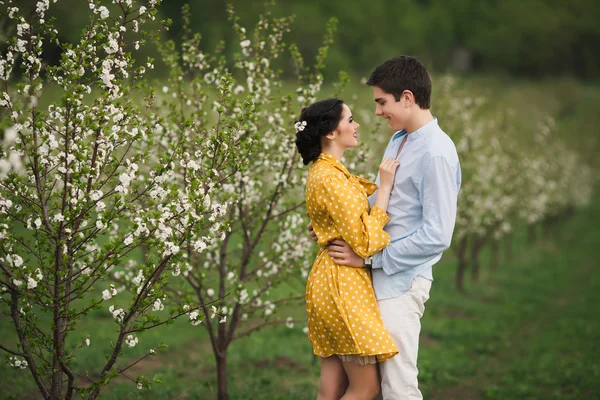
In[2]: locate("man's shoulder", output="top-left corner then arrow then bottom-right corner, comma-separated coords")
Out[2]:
424,125 -> 459,162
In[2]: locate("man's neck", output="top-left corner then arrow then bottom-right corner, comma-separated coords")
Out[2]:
405,109 -> 434,134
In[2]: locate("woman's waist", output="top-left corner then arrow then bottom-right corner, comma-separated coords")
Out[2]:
312,247 -> 371,274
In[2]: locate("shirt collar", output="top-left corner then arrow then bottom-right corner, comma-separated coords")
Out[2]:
315,152 -> 351,178
391,117 -> 438,142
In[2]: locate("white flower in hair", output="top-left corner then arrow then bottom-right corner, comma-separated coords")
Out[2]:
294,121 -> 307,133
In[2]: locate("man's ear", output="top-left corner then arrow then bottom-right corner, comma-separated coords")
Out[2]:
403,90 -> 415,106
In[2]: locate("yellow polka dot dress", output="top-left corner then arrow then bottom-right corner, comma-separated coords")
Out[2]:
305,153 -> 398,364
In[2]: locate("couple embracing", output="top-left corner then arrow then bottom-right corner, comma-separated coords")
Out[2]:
295,56 -> 461,399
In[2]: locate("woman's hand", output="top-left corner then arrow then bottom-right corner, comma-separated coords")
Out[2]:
378,158 -> 400,191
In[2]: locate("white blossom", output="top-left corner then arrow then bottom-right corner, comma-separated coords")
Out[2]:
10,357 -> 28,369
8,254 -> 24,268
189,309 -> 202,326
152,298 -> 164,311
27,277 -> 37,290
193,238 -> 207,253
132,270 -> 144,286
162,241 -> 180,257
4,126 -> 17,144
104,34 -> 119,55
125,334 -> 138,347
97,6 -> 109,19
109,305 -> 125,322
90,190 -> 103,201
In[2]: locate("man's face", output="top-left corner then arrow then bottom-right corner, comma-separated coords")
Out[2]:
373,86 -> 410,132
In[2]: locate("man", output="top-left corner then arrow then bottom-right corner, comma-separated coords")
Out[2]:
310,56 -> 461,399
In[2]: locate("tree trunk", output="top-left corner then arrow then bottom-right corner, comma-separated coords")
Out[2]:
504,232 -> 513,261
470,250 -> 479,281
216,352 -> 228,400
51,245 -> 65,399
457,257 -> 467,292
528,223 -> 537,244
455,236 -> 468,292
543,215 -> 557,239
555,206 -> 574,238
470,235 -> 484,282
491,239 -> 499,270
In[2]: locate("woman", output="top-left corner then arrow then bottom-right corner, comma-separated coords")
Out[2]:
295,98 -> 399,400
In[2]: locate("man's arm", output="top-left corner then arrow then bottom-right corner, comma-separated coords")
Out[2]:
371,156 -> 460,275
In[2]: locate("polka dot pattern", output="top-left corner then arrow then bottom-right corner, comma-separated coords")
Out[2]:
304,153 -> 398,363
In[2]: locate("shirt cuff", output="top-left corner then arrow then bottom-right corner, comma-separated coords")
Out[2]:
370,206 -> 391,228
371,250 -> 384,269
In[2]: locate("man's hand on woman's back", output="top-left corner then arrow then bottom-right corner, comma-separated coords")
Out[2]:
307,223 -> 365,267
327,240 -> 365,268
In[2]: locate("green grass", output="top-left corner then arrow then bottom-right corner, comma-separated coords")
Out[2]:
2,195 -> 599,399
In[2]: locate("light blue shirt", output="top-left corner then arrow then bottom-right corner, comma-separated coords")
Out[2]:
369,118 -> 461,300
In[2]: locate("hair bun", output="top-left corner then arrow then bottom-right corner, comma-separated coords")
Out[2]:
295,124 -> 321,165
294,99 -> 344,165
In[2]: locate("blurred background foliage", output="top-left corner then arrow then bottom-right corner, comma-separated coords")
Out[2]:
3,0 -> 600,80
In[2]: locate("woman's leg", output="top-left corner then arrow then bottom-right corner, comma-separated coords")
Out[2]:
317,356 -> 348,400
340,361 -> 380,400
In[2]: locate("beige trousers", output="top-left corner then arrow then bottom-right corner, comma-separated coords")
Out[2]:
376,276 -> 432,400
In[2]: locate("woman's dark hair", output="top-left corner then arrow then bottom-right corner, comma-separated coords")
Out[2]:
366,56 -> 432,109
295,98 -> 344,165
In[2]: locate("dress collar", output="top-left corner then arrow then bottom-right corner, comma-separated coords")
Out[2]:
315,152 -> 377,196
315,153 -> 350,178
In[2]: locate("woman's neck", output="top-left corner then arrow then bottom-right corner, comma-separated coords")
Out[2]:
321,144 -> 344,162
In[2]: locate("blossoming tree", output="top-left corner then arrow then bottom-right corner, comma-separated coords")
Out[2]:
146,4 -> 354,398
0,1 -> 252,398
433,77 -> 595,290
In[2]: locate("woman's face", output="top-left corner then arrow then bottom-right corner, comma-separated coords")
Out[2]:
335,104 -> 360,149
